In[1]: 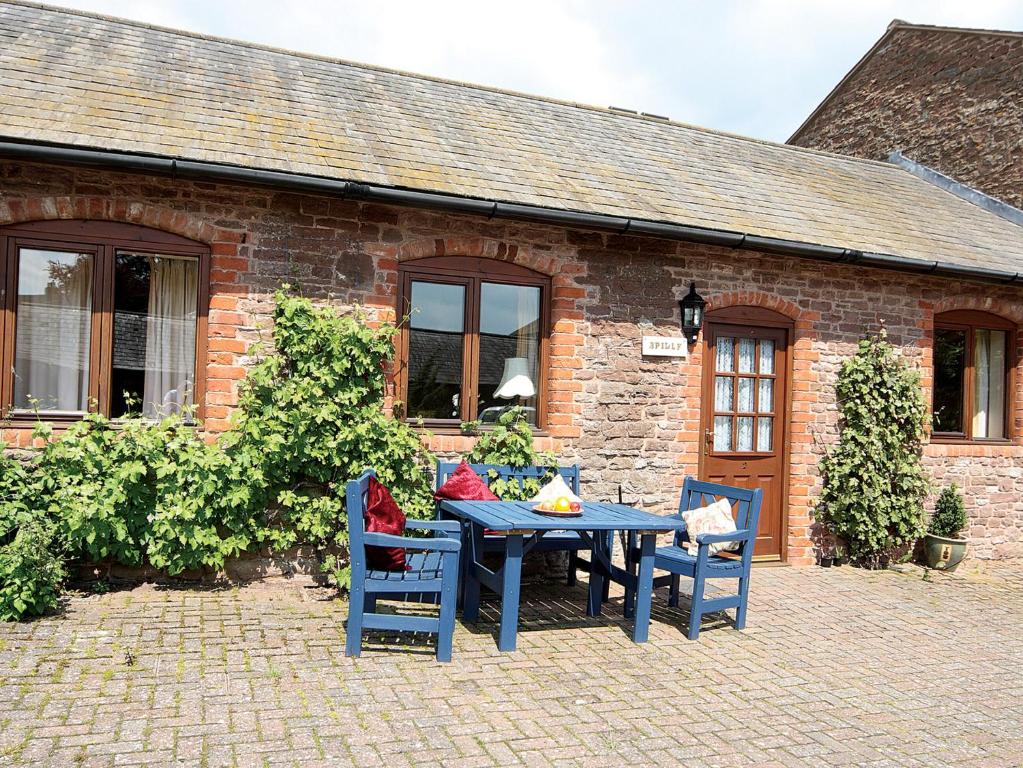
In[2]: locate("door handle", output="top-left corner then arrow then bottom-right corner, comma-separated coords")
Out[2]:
704,428 -> 714,446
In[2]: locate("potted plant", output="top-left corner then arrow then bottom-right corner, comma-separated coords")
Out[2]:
924,485 -> 969,571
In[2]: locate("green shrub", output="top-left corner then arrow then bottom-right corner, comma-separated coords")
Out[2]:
0,287 -> 435,613
817,330 -> 929,566
0,521 -> 65,621
929,485 -> 968,539
462,407 -> 555,500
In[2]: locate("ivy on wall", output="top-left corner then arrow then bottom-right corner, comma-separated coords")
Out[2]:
816,329 -> 929,566
0,288 -> 434,619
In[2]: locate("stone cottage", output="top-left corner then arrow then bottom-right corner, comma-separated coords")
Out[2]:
2,2 -> 1023,564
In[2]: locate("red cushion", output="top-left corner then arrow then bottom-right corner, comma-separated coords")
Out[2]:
434,461 -> 500,502
364,477 -> 408,571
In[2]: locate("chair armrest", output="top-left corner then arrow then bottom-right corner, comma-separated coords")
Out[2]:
406,519 -> 462,534
363,532 -> 461,552
695,528 -> 751,545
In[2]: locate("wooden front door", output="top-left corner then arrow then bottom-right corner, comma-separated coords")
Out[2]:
700,317 -> 789,560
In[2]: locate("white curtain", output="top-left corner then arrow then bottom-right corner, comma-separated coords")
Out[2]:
973,329 -> 1006,439
142,257 -> 198,419
13,250 -> 92,412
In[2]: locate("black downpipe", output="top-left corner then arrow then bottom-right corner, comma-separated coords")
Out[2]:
0,139 -> 1020,286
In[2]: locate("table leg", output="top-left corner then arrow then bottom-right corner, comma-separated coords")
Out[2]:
498,534 -> 524,652
623,532 -> 638,620
632,533 -> 657,643
462,522 -> 483,623
586,531 -> 606,618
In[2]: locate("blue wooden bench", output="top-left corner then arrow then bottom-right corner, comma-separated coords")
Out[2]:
345,469 -> 462,662
625,478 -> 763,640
435,462 -> 609,595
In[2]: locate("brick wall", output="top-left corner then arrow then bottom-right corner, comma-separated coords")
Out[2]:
790,26 -> 1023,209
3,160 -> 1023,563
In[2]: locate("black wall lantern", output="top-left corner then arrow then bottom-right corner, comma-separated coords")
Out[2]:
679,282 -> 706,344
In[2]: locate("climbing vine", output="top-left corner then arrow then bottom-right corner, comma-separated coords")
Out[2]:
816,329 -> 929,566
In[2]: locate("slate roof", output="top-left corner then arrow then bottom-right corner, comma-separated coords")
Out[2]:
2,1 -> 1023,273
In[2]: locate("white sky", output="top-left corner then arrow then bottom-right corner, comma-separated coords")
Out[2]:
54,0 -> 1023,142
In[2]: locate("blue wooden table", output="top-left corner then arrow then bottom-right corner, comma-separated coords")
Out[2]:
438,499 -> 685,651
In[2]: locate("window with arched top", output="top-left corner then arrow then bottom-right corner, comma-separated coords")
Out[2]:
397,256 -> 550,429
932,310 -> 1015,441
0,220 -> 209,422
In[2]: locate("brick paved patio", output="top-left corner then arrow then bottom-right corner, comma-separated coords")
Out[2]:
1,564 -> 1021,768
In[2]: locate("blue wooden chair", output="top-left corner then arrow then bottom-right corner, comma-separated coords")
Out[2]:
435,462 -> 609,595
625,478 -> 763,640
345,469 -> 462,662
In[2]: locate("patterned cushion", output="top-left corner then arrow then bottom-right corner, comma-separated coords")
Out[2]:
682,498 -> 739,556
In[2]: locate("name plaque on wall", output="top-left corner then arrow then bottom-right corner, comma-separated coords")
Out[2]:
641,336 -> 689,358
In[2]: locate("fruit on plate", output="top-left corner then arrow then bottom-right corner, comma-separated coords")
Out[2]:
535,501 -> 556,512
569,501 -> 582,513
554,496 -> 571,512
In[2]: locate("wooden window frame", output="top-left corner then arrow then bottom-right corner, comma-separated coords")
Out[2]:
396,256 -> 551,432
0,220 -> 210,426
932,310 -> 1016,444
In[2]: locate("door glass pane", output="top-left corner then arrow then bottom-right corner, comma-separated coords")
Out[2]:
714,376 -> 733,411
716,337 -> 734,372
738,338 -> 755,373
758,378 -> 774,413
757,417 -> 773,452
111,253 -> 198,419
759,339 -> 775,374
13,248 -> 93,412
737,377 -> 755,412
932,328 -> 966,433
973,329 -> 1006,439
477,283 -> 541,426
737,416 -> 754,451
407,281 -> 465,420
713,415 -> 732,451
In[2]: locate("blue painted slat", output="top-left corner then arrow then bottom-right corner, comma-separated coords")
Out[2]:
344,469 -> 462,662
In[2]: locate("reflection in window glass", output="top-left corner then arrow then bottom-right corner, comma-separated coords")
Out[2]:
13,249 -> 93,411
477,283 -> 540,425
738,338 -> 755,373
759,339 -> 775,374
714,415 -> 732,451
406,281 -> 465,420
111,253 -> 198,419
714,376 -> 733,411
932,328 -> 966,434
716,337 -> 734,373
737,416 -> 754,451
973,329 -> 1006,439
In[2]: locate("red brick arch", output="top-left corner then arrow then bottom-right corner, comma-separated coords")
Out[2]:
705,290 -> 818,329
929,295 -> 1023,325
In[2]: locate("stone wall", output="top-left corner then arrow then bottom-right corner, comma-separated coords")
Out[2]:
3,160 -> 1023,563
790,25 -> 1023,209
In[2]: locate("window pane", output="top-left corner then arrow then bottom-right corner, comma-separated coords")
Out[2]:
737,377 -> 755,412
713,415 -> 732,451
716,337 -> 734,372
973,329 -> 1006,439
13,248 -> 93,412
477,283 -> 541,426
737,416 -> 754,451
714,376 -> 733,411
758,378 -> 774,413
932,328 -> 966,433
738,338 -> 755,373
757,417 -> 773,452
759,339 -> 775,374
406,281 -> 465,420
111,253 -> 198,419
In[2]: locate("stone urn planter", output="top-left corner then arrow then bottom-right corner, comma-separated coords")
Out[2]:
923,485 -> 969,572
923,533 -> 968,571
